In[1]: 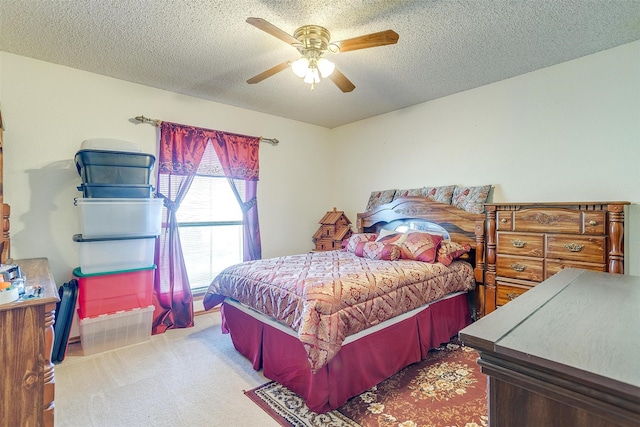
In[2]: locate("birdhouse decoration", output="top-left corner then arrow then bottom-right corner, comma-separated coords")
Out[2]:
312,208 -> 352,251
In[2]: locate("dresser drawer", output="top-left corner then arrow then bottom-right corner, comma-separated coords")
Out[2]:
513,208 -> 582,233
545,259 -> 607,279
496,211 -> 513,231
496,255 -> 544,282
496,282 -> 532,306
497,232 -> 544,257
583,212 -> 606,235
546,234 -> 606,263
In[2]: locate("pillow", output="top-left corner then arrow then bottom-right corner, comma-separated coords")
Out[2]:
400,232 -> 443,263
452,185 -> 491,214
393,187 -> 424,200
376,228 -> 398,239
404,222 -> 449,238
354,241 -> 401,261
423,185 -> 456,204
345,233 -> 378,252
365,189 -> 397,211
376,231 -> 409,246
437,240 -> 472,266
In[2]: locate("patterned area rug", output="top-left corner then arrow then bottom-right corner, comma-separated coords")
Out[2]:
245,340 -> 488,427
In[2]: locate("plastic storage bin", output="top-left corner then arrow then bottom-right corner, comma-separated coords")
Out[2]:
75,198 -> 163,238
73,234 -> 156,274
75,149 -> 155,184
74,266 -> 155,318
77,183 -> 154,198
79,305 -> 154,355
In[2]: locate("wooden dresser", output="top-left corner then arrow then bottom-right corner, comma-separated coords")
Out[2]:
483,201 -> 628,315
460,268 -> 640,426
0,258 -> 58,427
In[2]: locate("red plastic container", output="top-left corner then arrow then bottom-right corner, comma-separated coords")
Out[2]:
74,265 -> 155,319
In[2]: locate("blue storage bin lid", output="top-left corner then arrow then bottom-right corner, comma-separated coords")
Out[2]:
73,233 -> 158,243
75,149 -> 156,177
72,264 -> 156,278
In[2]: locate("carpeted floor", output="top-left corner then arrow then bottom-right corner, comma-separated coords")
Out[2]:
55,311 -> 279,426
245,340 -> 488,427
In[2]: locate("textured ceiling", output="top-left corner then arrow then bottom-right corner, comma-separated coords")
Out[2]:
2,1 -> 640,128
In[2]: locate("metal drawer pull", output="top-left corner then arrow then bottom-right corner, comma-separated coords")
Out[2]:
588,220 -> 597,226
506,292 -> 519,300
510,263 -> 526,272
511,239 -> 526,248
501,218 -> 508,223
564,243 -> 584,252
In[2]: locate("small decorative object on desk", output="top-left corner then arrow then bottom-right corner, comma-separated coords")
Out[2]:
22,284 -> 42,300
312,208 -> 352,251
0,280 -> 19,304
0,263 -> 25,303
0,263 -> 21,281
13,275 -> 26,295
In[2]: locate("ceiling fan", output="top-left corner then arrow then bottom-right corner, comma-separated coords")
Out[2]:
245,17 -> 399,92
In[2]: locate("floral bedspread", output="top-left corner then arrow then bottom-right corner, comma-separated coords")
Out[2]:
203,250 -> 475,373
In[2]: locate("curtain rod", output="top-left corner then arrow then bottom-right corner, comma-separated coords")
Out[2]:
133,115 -> 279,146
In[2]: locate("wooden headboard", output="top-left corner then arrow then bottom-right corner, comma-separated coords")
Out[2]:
356,196 -> 486,314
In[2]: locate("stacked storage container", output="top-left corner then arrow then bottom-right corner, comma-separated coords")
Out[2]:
73,139 -> 162,355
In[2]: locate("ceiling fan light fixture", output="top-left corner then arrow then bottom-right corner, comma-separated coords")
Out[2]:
317,57 -> 335,78
292,53 -> 333,88
303,67 -> 320,84
291,57 -> 309,77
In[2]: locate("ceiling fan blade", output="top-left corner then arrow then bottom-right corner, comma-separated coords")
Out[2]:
331,29 -> 399,53
328,68 -> 355,93
246,61 -> 291,84
246,17 -> 299,46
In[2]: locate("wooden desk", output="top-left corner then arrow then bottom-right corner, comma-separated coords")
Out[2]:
0,258 -> 58,427
459,268 -> 640,426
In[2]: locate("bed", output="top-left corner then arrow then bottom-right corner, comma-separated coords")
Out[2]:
202,197 -> 485,413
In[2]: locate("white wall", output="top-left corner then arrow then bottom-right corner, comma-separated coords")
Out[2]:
331,41 -> 640,275
0,53 -> 332,284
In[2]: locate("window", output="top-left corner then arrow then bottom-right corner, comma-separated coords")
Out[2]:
176,176 -> 244,291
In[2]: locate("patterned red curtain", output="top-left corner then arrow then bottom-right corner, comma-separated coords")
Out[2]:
158,124 -> 216,175
211,132 -> 262,260
211,131 -> 260,180
153,121 -> 261,334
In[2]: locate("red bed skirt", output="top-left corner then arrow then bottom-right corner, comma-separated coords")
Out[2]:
220,292 -> 471,413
